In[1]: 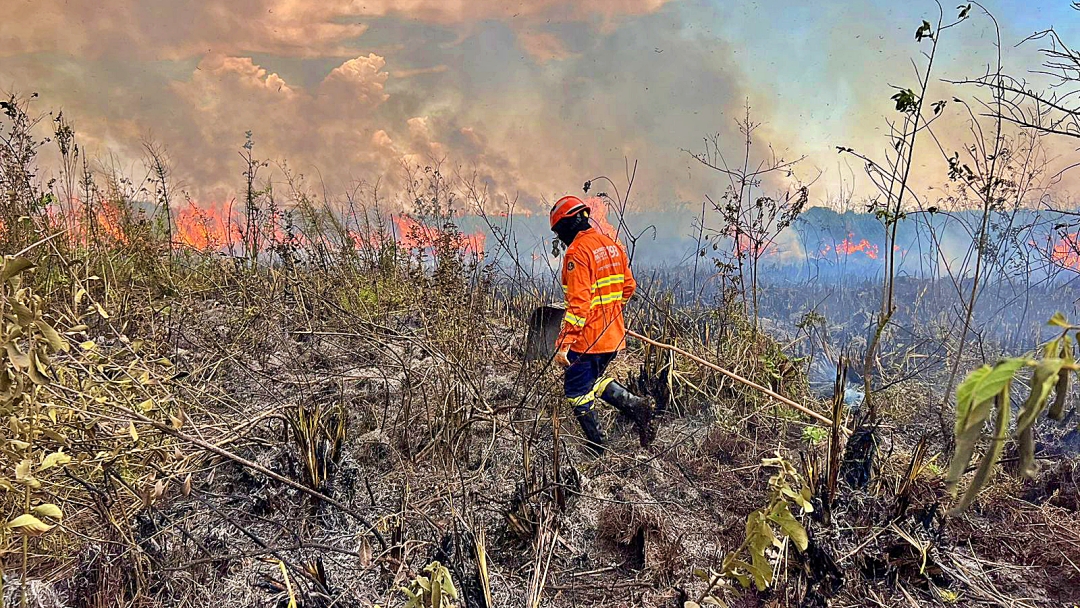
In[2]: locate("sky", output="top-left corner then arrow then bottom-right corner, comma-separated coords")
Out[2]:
2,0 -> 1078,214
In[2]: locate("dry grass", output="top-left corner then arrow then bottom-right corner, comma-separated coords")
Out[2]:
0,91 -> 1077,608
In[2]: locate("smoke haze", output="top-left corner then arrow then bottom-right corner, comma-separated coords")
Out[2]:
2,0 -> 1078,213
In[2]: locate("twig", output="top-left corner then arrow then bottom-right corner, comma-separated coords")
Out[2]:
627,330 -> 845,431
546,580 -> 653,591
839,518 -> 900,562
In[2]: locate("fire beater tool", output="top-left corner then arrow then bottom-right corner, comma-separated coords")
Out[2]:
527,303 -> 845,432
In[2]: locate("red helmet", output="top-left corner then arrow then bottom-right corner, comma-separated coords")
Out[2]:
550,195 -> 588,230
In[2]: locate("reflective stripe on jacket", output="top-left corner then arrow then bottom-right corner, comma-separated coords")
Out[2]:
556,227 -> 636,354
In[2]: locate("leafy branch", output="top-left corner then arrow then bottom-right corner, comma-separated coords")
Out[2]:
1,255 -> 72,606
947,312 -> 1078,513
689,455 -> 813,607
399,560 -> 459,608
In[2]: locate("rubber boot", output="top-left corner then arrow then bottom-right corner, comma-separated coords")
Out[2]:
574,406 -> 606,457
599,380 -> 656,447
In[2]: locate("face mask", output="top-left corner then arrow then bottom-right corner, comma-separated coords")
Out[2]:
553,212 -> 588,248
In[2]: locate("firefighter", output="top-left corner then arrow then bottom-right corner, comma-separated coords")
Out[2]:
550,195 -> 655,455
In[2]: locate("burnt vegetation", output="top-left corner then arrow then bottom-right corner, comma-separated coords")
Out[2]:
2,3 -> 1080,608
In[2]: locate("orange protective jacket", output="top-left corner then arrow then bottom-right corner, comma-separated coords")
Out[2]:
556,227 -> 637,354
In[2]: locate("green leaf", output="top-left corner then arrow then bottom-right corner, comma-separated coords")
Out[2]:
725,559 -> 754,589
14,459 -> 33,482
6,341 -> 31,370
1018,425 -> 1036,478
31,503 -> 63,521
1044,335 -> 1065,359
39,451 -> 71,471
12,301 -> 33,326
767,502 -> 809,551
749,550 -> 774,590
730,557 -> 770,591
400,587 -> 422,608
915,21 -> 933,42
1050,338 -> 1073,421
745,511 -> 775,555
1015,358 -> 1064,434
955,365 -> 989,430
952,389 -> 1010,514
35,320 -> 68,353
28,348 -> 50,386
891,88 -> 919,112
0,257 -> 34,282
1049,373 -> 1069,421
7,513 -> 53,534
948,394 -> 997,490
969,358 -> 1026,412
955,358 -> 1025,434
1049,312 -> 1070,328
778,483 -> 815,513
439,571 -> 458,600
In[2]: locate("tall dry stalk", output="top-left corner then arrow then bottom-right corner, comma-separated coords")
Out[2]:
838,1 -> 969,417
525,510 -> 557,608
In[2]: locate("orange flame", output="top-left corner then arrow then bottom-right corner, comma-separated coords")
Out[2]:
174,203 -> 240,251
1051,232 -> 1080,269
347,228 -> 387,251
96,201 -> 128,244
821,233 -> 879,260
21,198 -> 491,259
584,197 -> 617,239
732,232 -> 777,257
391,214 -> 485,256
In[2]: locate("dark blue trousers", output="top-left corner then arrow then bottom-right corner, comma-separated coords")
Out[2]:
564,350 -> 617,416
